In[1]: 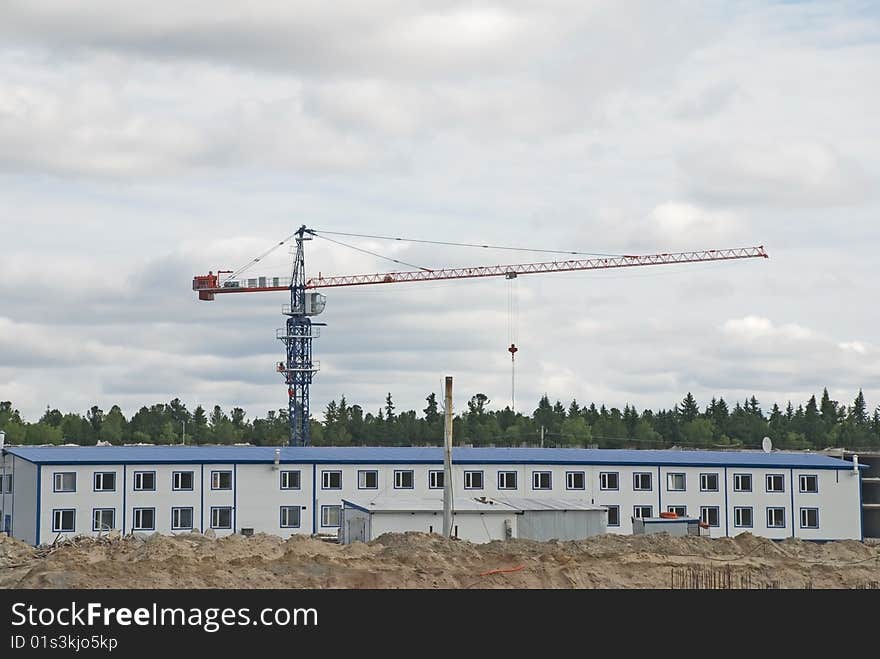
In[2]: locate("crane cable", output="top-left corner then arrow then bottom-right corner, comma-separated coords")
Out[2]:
507,275 -> 519,412
223,227 -> 625,283
223,230 -> 301,283
310,229 -> 625,258
310,233 -> 432,272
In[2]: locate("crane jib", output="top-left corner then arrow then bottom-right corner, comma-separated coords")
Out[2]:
192,246 -> 768,295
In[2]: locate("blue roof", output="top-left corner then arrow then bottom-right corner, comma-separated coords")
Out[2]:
2,445 -> 861,469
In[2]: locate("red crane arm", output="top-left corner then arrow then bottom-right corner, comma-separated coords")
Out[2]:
192,245 -> 768,300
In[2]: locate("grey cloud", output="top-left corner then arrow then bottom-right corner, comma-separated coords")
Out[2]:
678,140 -> 875,208
1,3 -> 879,423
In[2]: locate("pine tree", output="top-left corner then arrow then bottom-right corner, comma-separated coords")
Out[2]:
324,400 -> 338,425
423,393 -> 440,424
851,389 -> 868,426
680,393 -> 699,423
384,393 -> 395,421
820,388 -> 839,427
803,395 -> 821,445
710,397 -> 729,436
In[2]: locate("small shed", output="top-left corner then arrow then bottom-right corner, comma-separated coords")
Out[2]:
340,497 -> 517,544
631,516 -> 709,537
491,497 -> 608,541
340,496 -> 608,544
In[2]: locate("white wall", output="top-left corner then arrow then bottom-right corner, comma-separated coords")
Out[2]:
16,458 -> 863,545
9,457 -> 37,545
235,463 -> 313,537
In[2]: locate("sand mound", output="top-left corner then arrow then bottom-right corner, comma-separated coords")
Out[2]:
2,532 -> 879,589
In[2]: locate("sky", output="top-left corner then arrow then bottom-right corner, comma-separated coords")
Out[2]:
0,1 -> 878,424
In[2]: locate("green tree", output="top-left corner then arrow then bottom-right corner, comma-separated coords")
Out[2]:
86,405 -> 103,439
384,393 -> 395,422
820,388 -> 840,431
559,416 -> 592,446
40,408 -> 63,427
423,393 -> 440,425
467,394 -> 490,415
192,405 -> 209,444
680,393 -> 699,423
99,405 -> 127,444
851,389 -> 868,426
533,395 -> 555,435
681,418 -> 715,446
26,423 -> 63,444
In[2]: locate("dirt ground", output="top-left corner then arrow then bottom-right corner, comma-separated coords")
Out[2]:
2,531 -> 879,589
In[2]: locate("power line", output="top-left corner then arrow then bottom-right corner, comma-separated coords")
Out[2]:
312,229 -> 625,258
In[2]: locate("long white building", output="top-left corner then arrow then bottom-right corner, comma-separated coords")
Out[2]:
0,445 -> 865,546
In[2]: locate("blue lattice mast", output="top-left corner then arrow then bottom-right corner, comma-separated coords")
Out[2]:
276,226 -> 325,446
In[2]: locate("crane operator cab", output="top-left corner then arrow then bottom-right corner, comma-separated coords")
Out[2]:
302,292 -> 326,316
285,291 -> 326,316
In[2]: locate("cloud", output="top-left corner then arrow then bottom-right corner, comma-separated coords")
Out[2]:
679,139 -> 874,208
1,2 -> 879,424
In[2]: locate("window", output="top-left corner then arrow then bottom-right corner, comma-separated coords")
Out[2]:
600,472 -> 619,491
428,470 -> 444,489
134,471 -> 156,491
133,508 -> 155,531
633,505 -> 653,519
667,505 -> 687,517
394,470 -> 414,489
766,474 -> 785,493
92,509 -> 115,532
171,507 -> 193,530
211,507 -> 232,529
734,507 -> 753,528
799,474 -> 818,493
733,473 -> 752,492
280,506 -> 301,528
464,471 -> 483,490
633,472 -> 652,491
700,506 -> 720,528
321,505 -> 341,528
605,505 -> 620,527
497,471 -> 517,490
52,509 -> 75,532
53,472 -> 76,493
281,470 -> 301,490
4,474 -> 11,493
173,471 -> 194,491
767,507 -> 786,528
666,473 -> 686,492
699,473 -> 719,492
566,471 -> 585,490
532,471 -> 552,490
321,470 -> 342,490
93,472 -> 116,492
358,470 -> 378,489
800,508 -> 819,529
211,471 -> 232,490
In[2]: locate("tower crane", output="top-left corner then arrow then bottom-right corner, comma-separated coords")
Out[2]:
193,226 -> 769,446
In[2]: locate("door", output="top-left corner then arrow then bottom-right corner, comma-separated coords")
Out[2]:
3,515 -> 10,535
348,517 -> 367,543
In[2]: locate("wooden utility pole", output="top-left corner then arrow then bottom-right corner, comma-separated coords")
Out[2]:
442,376 -> 454,538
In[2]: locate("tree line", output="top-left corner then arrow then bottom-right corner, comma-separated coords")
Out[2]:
1,387 -> 879,450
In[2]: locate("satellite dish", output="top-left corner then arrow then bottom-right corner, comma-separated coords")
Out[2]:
762,436 -> 773,453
